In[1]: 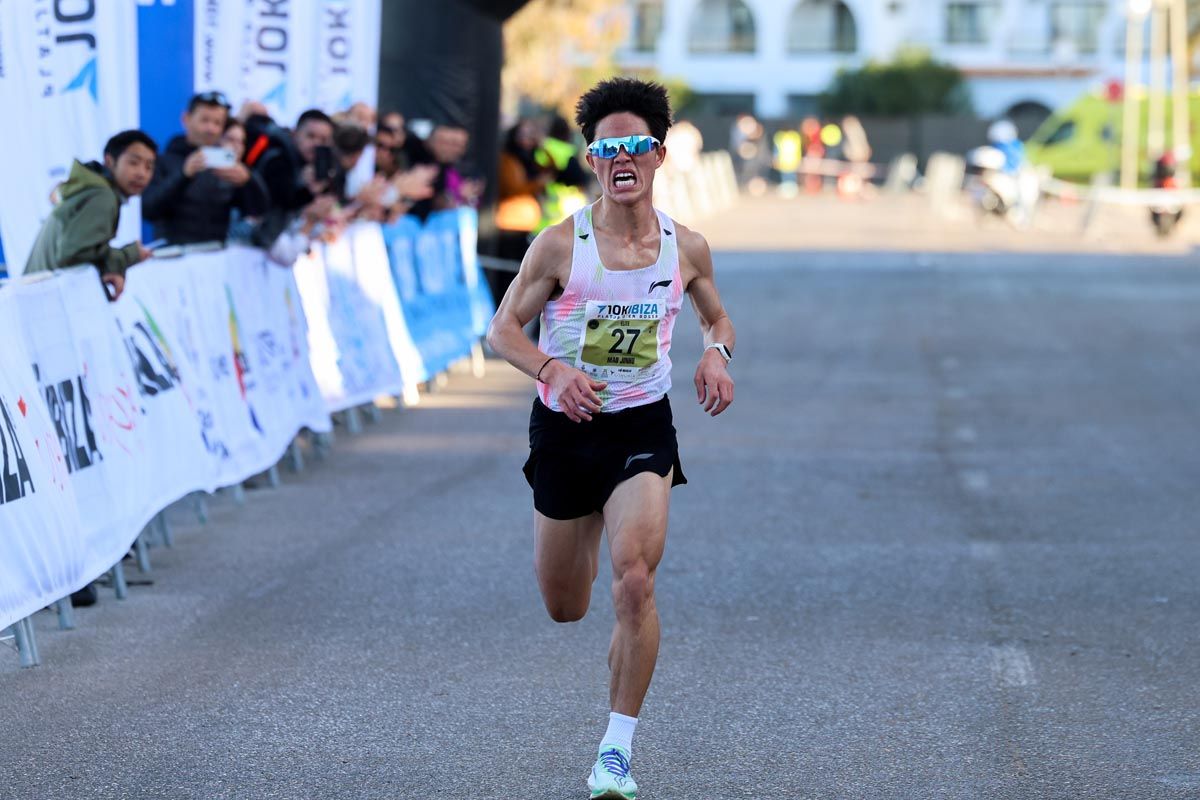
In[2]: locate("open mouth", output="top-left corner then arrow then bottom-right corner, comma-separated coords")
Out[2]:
613,170 -> 637,189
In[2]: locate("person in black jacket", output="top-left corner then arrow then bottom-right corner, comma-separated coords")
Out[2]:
248,108 -> 336,214
142,92 -> 267,245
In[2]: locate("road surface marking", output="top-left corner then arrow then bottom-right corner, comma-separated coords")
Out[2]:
990,644 -> 1035,688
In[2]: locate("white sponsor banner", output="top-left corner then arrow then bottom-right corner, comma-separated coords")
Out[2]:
193,0 -> 247,99
293,223 -> 406,410
241,0 -> 317,126
0,288 -> 84,630
314,0 -> 382,112
0,248 -> 332,633
222,247 -> 329,471
0,0 -> 140,276
347,224 -> 426,394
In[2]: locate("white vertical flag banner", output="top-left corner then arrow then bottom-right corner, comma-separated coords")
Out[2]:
0,0 -> 139,277
193,0 -> 247,98
241,1 -> 317,126
314,0 -> 382,112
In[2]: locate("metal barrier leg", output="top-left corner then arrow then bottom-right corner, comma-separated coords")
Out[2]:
266,463 -> 281,489
288,439 -> 304,473
366,403 -> 383,424
230,483 -> 246,506
193,492 -> 209,524
111,561 -> 129,600
134,530 -> 152,574
14,617 -> 40,667
55,596 -> 76,631
23,618 -> 41,666
345,407 -> 363,434
311,430 -> 333,461
156,512 -> 173,548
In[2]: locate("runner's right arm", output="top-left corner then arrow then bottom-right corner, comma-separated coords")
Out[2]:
486,221 -> 607,422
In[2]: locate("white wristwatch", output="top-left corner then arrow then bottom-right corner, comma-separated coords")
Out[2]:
706,343 -> 732,364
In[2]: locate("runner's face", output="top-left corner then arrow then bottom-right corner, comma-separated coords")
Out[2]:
587,112 -> 665,206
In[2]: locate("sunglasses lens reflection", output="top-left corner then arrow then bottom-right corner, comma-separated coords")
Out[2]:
589,136 -> 658,159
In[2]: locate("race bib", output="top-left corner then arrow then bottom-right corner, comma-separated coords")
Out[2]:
577,300 -> 663,379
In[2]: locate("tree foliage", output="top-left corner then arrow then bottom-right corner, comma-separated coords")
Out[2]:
819,49 -> 973,117
503,0 -> 629,119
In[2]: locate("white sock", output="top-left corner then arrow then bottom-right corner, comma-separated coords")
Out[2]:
599,711 -> 638,755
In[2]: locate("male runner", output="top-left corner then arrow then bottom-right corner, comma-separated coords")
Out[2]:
486,77 -> 735,799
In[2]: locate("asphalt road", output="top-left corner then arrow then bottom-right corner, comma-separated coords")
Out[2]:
3,248 -> 1200,799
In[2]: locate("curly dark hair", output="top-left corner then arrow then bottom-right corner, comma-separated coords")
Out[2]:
574,77 -> 673,144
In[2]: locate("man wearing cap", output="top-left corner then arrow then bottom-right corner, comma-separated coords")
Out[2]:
142,91 -> 268,246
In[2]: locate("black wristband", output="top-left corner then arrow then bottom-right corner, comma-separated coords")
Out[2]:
535,357 -> 554,383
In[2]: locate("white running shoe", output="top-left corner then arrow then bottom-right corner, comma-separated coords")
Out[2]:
587,745 -> 637,799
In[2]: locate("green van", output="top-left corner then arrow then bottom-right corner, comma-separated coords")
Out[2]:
1025,88 -> 1200,184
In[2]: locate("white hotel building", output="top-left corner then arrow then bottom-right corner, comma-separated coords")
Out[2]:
617,0 -> 1164,124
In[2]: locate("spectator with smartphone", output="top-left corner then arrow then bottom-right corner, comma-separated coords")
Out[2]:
142,91 -> 265,246
24,130 -> 157,301
238,108 -> 338,254
250,108 -> 336,213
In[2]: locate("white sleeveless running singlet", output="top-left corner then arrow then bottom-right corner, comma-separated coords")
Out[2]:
537,204 -> 684,414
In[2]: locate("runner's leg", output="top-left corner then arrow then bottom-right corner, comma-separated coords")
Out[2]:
602,469 -> 672,717
534,510 -> 605,622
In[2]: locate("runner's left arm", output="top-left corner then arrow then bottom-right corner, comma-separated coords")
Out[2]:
681,229 -> 735,417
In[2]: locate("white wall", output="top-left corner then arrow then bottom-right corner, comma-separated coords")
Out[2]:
628,0 -> 1135,119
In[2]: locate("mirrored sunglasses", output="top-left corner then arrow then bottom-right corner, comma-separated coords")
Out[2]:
586,134 -> 661,159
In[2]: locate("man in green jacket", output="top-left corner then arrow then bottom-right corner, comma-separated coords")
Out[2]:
25,130 -> 158,301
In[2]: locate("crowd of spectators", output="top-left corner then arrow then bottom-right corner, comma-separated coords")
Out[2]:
21,92 -> 510,300
21,90 -> 601,313
18,94 -> 601,608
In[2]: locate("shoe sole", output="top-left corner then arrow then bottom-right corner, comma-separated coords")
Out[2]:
590,792 -> 635,800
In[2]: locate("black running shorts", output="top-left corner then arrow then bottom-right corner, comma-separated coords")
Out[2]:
523,395 -> 687,521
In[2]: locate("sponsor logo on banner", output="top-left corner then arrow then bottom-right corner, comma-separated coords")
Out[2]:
121,303 -> 181,398
0,395 -> 36,505
250,0 -> 290,113
196,0 -> 222,89
34,365 -> 103,475
227,286 -> 264,434
35,1 -> 102,103
321,0 -> 352,109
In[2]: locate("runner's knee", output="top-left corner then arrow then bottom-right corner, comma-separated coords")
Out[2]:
537,571 -> 591,623
544,594 -> 589,623
612,561 -> 654,620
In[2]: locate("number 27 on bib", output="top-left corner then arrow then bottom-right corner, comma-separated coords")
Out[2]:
577,300 -> 663,380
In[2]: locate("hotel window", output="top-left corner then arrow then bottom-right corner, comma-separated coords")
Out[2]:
946,2 -> 998,44
632,1 -> 665,53
788,0 -> 859,53
688,0 -> 757,54
1049,1 -> 1107,54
